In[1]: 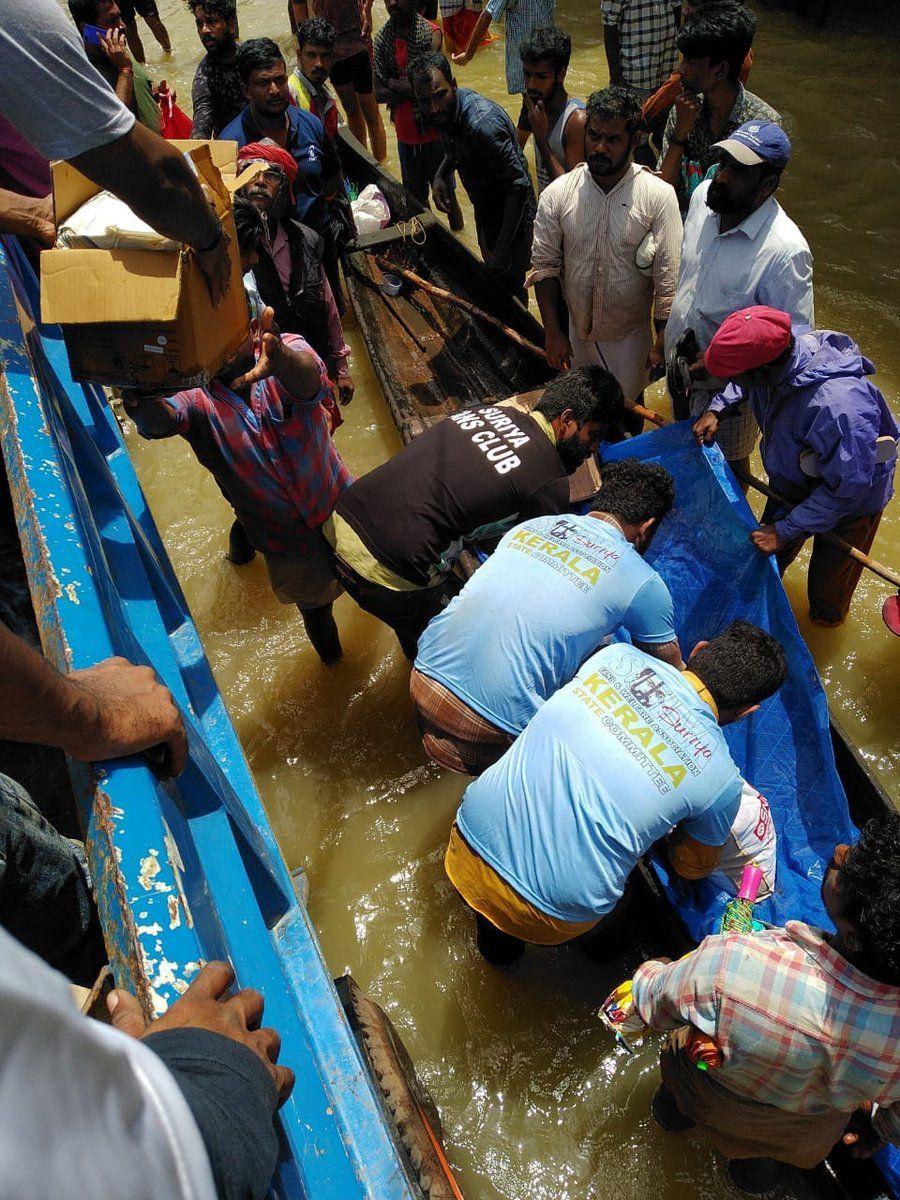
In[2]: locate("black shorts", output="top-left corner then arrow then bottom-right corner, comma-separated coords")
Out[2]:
119,0 -> 160,20
330,47 -> 374,94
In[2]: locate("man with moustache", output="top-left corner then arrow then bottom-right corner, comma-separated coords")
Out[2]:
665,121 -> 813,474
289,18 -> 341,145
529,87 -> 682,408
516,26 -> 586,195
410,51 -> 535,300
189,1 -> 244,138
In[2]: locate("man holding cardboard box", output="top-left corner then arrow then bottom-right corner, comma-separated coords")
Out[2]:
125,238 -> 353,666
0,0 -> 232,307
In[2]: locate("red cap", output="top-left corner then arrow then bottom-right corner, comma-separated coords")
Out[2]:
704,306 -> 793,378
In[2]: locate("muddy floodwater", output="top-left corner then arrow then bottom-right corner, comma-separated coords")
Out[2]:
121,1 -> 899,1196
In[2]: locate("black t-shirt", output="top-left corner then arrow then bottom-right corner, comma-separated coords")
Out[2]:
336,406 -> 571,586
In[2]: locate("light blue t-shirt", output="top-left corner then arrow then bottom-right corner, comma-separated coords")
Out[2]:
415,513 -> 676,736
456,643 -> 743,923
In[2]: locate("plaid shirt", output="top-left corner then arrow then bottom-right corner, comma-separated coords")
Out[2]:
485,0 -> 556,94
160,335 -> 353,557
633,921 -> 900,1142
601,0 -> 679,91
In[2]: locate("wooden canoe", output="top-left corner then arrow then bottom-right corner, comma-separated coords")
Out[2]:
337,128 -> 554,445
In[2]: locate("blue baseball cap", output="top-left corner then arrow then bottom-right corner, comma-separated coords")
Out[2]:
712,121 -> 792,168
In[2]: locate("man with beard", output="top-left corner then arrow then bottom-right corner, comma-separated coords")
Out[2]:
67,0 -> 160,134
657,4 -> 777,213
189,1 -> 244,138
411,456 -> 682,777
373,0 -> 464,226
221,38 -> 348,302
530,87 -> 682,409
665,122 -> 813,474
410,51 -> 535,300
630,813 -> 900,1197
288,18 -> 340,145
516,26 -> 586,195
324,368 -> 620,658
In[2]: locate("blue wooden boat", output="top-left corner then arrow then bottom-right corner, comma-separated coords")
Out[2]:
0,235 -> 456,1199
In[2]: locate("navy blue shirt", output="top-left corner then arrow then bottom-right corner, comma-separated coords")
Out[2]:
221,104 -> 328,233
440,87 -> 535,226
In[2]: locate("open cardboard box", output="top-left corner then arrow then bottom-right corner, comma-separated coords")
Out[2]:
40,141 -> 249,389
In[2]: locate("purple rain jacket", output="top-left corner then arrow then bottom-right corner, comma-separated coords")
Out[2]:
709,327 -> 898,540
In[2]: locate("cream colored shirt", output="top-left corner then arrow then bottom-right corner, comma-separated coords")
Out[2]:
529,162 -> 682,343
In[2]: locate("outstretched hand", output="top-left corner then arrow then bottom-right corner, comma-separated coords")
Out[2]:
231,307 -> 283,390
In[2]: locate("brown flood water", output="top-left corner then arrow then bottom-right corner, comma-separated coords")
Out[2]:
122,2 -> 899,1196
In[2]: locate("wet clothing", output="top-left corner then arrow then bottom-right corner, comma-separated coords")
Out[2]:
0,0 -> 135,162
288,69 -> 339,143
263,538 -> 342,611
0,924 -> 282,1200
533,95 -> 584,194
601,0 -> 679,92
455,645 -> 742,926
220,105 -> 329,234
190,53 -> 244,138
659,1027 -> 850,1168
329,46 -> 374,92
659,84 -> 780,212
438,88 -> 536,291
634,922 -> 900,1159
484,0 -> 556,94
134,336 -> 352,558
666,179 -> 813,459
0,771 -> 103,987
397,139 -> 446,206
373,14 -> 438,143
410,668 -> 513,775
709,328 -> 898,540
415,513 -> 675,737
331,406 -> 570,589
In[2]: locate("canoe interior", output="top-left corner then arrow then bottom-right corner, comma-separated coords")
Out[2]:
338,129 -> 554,443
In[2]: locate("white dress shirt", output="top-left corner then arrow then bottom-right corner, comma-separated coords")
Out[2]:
529,162 -> 683,343
664,180 -> 814,358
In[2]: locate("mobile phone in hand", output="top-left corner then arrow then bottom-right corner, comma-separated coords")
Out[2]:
82,24 -> 108,46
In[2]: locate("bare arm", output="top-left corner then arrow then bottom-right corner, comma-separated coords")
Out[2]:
562,108 -> 587,172
69,121 -> 230,303
602,24 -> 624,87
534,277 -> 571,370
667,829 -> 725,879
633,639 -> 684,669
0,189 -> 55,246
0,621 -> 187,773
453,10 -> 491,65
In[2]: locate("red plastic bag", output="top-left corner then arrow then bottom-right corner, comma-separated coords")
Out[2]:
156,81 -> 193,140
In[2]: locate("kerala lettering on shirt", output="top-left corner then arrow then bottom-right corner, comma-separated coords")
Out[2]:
456,643 -> 743,924
415,513 -> 676,735
530,161 -> 683,343
664,178 -> 814,360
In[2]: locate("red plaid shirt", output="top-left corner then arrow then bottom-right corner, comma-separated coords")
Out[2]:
633,921 -> 900,1142
162,335 -> 352,557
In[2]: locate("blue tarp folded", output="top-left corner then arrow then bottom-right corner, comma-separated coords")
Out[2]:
604,423 -> 898,1195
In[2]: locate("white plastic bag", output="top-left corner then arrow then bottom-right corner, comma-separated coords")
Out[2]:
56,190 -> 180,251
351,184 -> 391,236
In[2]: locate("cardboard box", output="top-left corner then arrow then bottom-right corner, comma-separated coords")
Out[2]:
40,142 -> 249,389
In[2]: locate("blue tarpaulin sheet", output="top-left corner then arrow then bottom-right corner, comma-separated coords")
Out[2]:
604,423 -> 898,1195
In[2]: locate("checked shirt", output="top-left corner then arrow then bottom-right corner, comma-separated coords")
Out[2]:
633,921 -> 900,1141
601,0 -> 679,91
162,335 -> 352,557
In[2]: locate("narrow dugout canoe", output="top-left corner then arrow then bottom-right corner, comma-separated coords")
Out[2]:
337,128 -> 554,444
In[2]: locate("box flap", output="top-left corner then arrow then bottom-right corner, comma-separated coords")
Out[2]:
168,139 -> 238,178
51,160 -> 100,225
41,247 -> 182,324
228,162 -> 267,195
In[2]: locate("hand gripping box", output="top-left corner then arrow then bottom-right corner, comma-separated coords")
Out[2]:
40,141 -> 249,389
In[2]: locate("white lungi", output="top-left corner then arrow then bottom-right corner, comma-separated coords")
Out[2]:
570,322 -> 651,405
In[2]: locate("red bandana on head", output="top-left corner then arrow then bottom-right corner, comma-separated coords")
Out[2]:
237,141 -> 299,199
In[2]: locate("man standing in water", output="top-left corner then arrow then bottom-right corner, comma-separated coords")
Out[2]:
666,121 -> 813,475
694,306 -> 898,627
658,4 -> 777,213
530,87 -> 682,406
189,0 -> 244,138
516,27 -> 586,195
632,814 -> 900,1197
410,51 -> 536,300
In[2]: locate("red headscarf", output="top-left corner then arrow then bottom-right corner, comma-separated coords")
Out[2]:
237,141 -> 299,196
